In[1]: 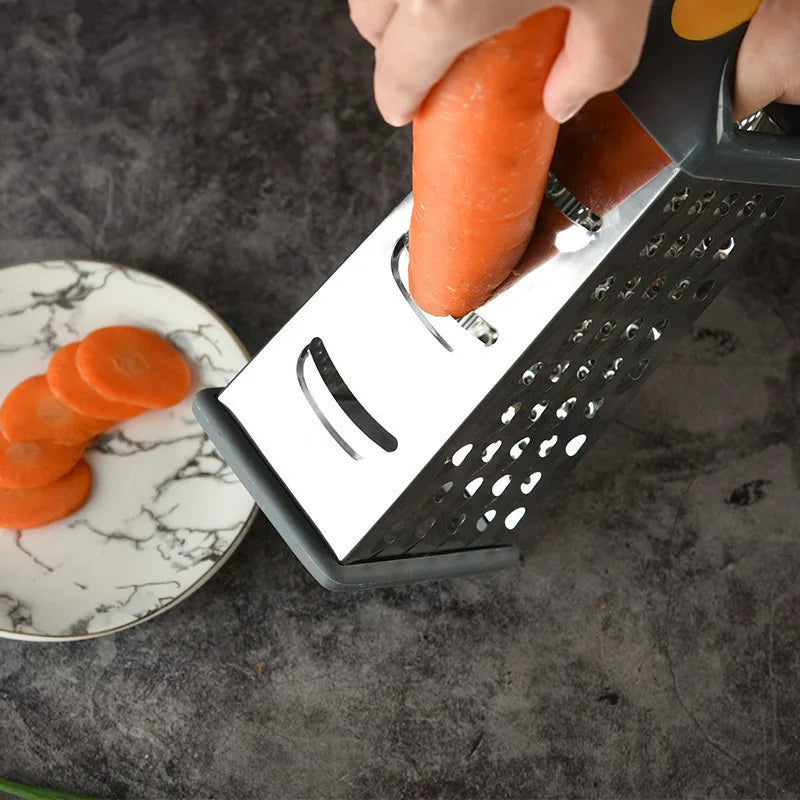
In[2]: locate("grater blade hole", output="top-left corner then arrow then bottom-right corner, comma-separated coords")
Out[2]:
520,471 -> 542,495
668,279 -> 690,301
447,513 -> 467,535
433,481 -> 453,502
643,276 -> 666,300
628,358 -> 650,381
694,280 -> 716,302
521,361 -> 545,385
737,194 -> 762,217
664,234 -> 689,258
715,237 -> 735,260
691,236 -> 713,259
664,187 -> 691,212
450,443 -> 473,467
501,403 -> 521,425
510,437 -> 531,459
530,400 -> 549,423
481,440 -> 503,463
591,276 -> 615,301
761,196 -> 785,220
476,509 -> 496,532
576,359 -> 596,381
384,520 -> 405,544
556,397 -> 577,421
539,435 -> 558,458
464,477 -> 484,498
713,192 -> 740,216
505,507 -> 526,530
618,276 -> 641,301
565,434 -> 587,457
596,319 -> 618,342
550,361 -> 570,383
492,474 -> 512,496
415,518 -> 435,540
584,397 -> 604,419
640,232 -> 665,257
647,318 -> 670,342
623,318 -> 643,341
602,357 -> 623,380
570,318 -> 592,344
688,189 -> 716,216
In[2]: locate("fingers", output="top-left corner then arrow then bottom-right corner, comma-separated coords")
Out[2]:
543,0 -> 652,122
735,0 -> 800,119
372,0 -> 544,126
349,0 -> 397,47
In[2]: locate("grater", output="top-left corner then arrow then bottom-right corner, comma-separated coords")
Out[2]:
194,0 -> 800,589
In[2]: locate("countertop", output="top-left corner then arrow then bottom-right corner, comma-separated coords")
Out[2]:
1,1 -> 799,798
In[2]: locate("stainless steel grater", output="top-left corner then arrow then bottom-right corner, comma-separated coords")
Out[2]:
195,0 -> 800,589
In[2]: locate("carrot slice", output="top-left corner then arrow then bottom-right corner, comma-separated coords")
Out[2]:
0,458 -> 92,529
0,376 -> 110,445
0,431 -> 85,489
408,9 -> 569,318
76,326 -> 192,409
48,342 -> 145,420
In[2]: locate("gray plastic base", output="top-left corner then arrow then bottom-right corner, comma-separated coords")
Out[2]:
193,388 -> 521,590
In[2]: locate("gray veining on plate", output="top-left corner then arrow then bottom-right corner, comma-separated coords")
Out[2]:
0,260 -> 256,639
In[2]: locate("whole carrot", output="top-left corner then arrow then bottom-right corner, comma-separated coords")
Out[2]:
408,8 -> 569,318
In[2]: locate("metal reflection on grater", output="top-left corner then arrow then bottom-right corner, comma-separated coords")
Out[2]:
346,176 -> 791,562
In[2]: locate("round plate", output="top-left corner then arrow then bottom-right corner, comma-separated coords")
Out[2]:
0,260 -> 256,641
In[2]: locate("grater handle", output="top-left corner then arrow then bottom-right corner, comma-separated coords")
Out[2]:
617,0 -> 800,187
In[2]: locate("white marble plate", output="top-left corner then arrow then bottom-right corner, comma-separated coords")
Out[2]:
0,260 -> 256,641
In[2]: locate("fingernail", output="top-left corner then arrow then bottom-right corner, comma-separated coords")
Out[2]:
552,100 -> 584,124
386,114 -> 411,127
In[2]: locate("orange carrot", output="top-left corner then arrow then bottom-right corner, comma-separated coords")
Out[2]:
0,376 -> 110,445
408,9 -> 569,318
76,326 -> 192,409
48,342 -> 145,420
0,458 -> 92,529
503,92 -> 672,287
0,431 -> 85,489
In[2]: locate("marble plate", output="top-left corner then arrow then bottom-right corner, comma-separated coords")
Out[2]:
0,261 -> 257,641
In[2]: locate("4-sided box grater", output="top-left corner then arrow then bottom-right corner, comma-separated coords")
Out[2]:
195,1 -> 800,589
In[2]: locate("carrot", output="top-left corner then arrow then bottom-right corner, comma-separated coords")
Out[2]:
408,9 -> 569,318
0,376 -> 110,445
76,326 -> 192,409
48,342 -> 145,420
0,458 -> 92,530
671,0 -> 760,41
0,431 -> 85,490
503,92 -> 672,287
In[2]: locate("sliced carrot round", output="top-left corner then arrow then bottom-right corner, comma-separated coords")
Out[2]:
0,376 -> 110,445
76,326 -> 192,409
0,431 -> 85,489
48,342 -> 145,420
0,458 -> 92,529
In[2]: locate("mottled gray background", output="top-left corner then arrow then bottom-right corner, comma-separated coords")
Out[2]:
1,1 -> 799,798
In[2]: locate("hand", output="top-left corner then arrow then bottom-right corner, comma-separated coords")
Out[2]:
349,0 -> 653,126
735,0 -> 800,119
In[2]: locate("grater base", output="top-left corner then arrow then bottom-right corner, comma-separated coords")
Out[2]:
193,388 -> 521,590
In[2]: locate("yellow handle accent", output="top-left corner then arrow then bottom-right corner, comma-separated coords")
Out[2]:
671,0 -> 761,41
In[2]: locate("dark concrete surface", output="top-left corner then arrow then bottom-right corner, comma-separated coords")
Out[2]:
1,1 -> 799,798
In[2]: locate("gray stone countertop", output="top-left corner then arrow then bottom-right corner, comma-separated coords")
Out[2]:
1,1 -> 799,798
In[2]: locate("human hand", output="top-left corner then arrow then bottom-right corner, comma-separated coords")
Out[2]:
735,0 -> 800,119
348,0 -> 653,126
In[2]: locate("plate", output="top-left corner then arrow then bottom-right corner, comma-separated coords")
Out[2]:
0,260 -> 256,641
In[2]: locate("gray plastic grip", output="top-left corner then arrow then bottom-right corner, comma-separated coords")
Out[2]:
617,0 -> 800,187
